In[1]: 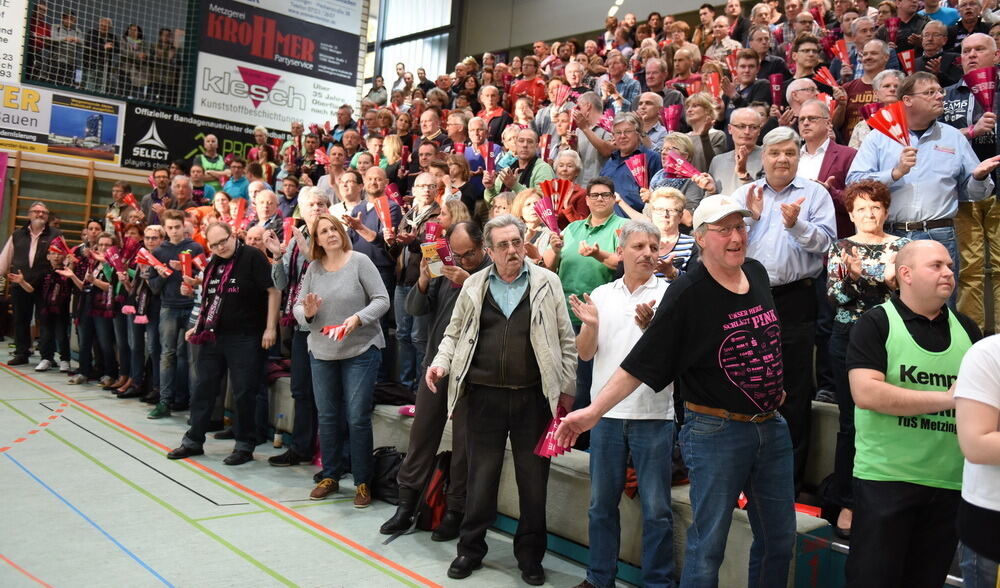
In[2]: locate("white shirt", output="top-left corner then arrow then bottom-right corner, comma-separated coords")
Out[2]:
589,275 -> 674,420
798,138 -> 829,182
954,335 -> 1000,512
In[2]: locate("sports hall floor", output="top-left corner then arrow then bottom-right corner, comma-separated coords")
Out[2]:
0,361 -> 598,587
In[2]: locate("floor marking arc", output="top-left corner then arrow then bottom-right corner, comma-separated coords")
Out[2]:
0,553 -> 53,588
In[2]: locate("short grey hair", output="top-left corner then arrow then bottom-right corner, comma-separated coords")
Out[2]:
731,106 -> 764,123
298,186 -> 331,207
554,149 -> 583,172
468,116 -> 487,129
29,201 -> 49,211
577,91 -> 603,111
872,69 -> 905,91
762,126 -> 802,148
612,112 -> 643,136
478,84 -> 500,99
619,220 -> 661,247
171,174 -> 192,190
863,39 -> 890,57
786,77 -> 818,103
851,16 -> 873,36
483,214 -> 526,248
800,98 -> 831,117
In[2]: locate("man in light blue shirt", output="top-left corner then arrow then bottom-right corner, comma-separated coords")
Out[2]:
599,54 -> 641,113
921,0 -> 960,26
846,71 -> 999,278
731,126 -> 837,488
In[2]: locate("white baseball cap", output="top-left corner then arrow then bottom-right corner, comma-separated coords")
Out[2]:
692,194 -> 752,231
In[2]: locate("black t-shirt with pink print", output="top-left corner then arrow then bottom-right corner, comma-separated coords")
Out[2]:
622,258 -> 784,415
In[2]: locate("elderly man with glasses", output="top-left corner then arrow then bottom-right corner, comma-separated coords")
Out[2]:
0,202 -> 62,366
427,214 -> 576,585
731,127 -> 837,489
848,71 -> 1000,294
598,113 -> 663,214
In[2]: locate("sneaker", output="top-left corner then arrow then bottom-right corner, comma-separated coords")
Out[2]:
98,375 -> 114,387
147,402 -> 171,419
310,478 -> 339,500
7,356 -> 29,366
354,483 -> 372,508
34,359 -> 53,372
67,374 -> 87,385
815,389 -> 837,404
268,449 -> 310,467
58,360 -> 71,372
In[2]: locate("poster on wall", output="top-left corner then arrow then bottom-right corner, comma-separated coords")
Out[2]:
234,0 -> 362,30
0,83 -> 123,163
120,103 -> 291,170
0,0 -> 27,82
194,0 -> 362,129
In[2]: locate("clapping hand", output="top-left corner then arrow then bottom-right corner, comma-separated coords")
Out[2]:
779,196 -> 806,228
578,241 -> 601,258
634,299 -> 657,329
656,253 -> 678,279
840,245 -> 863,280
568,293 -> 599,326
746,184 -> 764,221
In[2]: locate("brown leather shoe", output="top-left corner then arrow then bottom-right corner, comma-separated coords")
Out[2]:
309,478 -> 338,500
116,378 -> 133,394
353,483 -> 372,508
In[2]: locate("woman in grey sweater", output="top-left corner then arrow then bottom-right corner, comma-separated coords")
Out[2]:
293,214 -> 390,506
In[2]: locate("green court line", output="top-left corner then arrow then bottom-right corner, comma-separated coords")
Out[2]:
43,429 -> 298,587
3,369 -> 422,588
193,510 -> 268,522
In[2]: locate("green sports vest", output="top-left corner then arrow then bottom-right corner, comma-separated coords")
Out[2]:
197,154 -> 225,191
853,301 -> 970,490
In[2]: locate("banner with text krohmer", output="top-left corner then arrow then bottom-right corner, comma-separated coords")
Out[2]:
193,0 -> 362,129
0,82 -> 123,163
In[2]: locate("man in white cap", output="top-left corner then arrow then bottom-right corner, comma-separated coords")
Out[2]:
557,194 -> 797,587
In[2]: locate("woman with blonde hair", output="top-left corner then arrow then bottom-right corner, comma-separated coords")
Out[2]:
294,214 -> 390,506
684,92 -> 726,173
511,188 -> 553,264
647,132 -> 717,225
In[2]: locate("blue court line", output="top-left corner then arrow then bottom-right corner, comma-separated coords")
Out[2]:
4,453 -> 174,587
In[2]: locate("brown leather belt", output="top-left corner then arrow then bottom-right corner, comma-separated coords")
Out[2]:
886,218 -> 954,232
685,401 -> 778,423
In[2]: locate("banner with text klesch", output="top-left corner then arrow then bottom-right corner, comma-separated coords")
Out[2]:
193,0 -> 362,129
120,103 -> 290,170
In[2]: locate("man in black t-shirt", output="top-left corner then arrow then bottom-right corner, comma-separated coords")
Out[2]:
166,222 -> 280,466
557,194 -> 797,587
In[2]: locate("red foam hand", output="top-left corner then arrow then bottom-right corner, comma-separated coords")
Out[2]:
373,196 -> 393,231
533,196 -> 561,233
897,49 -> 915,75
770,74 -> 784,107
625,154 -> 648,189
964,67 -> 997,112
178,251 -> 192,278
664,151 -> 701,178
865,101 -> 910,146
283,217 -> 296,244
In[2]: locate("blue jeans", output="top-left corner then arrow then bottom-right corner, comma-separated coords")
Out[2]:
130,307 -> 161,389
112,313 -> 132,377
679,409 -> 796,588
889,225 -> 959,306
588,418 -> 676,588
159,307 -> 191,405
310,346 -> 381,485
394,284 -> 418,389
960,543 -> 999,588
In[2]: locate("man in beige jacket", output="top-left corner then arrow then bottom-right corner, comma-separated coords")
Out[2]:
427,213 -> 576,586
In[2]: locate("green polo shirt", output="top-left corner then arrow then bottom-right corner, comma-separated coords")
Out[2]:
559,214 -> 628,325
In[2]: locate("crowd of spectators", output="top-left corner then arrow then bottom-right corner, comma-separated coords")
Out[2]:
5,1 -> 1000,586
26,1 -> 187,106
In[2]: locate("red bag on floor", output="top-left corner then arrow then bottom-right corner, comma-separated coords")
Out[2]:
416,450 -> 452,531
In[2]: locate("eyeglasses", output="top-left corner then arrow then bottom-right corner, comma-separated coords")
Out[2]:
704,222 -> 747,236
490,238 -> 524,251
452,248 -> 480,261
908,88 -> 946,98
921,32 -> 946,38
730,123 -> 762,131
29,209 -> 49,215
208,235 -> 233,250
791,87 -> 818,94
588,191 -> 615,200
413,183 -> 438,190
611,129 -> 638,137
796,48 -> 821,54
652,207 -> 684,215
799,115 -> 829,123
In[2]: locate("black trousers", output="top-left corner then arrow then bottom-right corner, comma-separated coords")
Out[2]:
396,368 -> 468,512
458,385 -> 551,568
846,478 -> 960,588
11,286 -> 37,358
289,330 -> 317,458
182,333 -> 264,453
827,322 -> 855,509
773,279 -> 816,490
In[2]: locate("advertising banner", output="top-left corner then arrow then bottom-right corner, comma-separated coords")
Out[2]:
0,82 -> 123,163
120,102 -> 290,170
234,0 -> 362,30
0,0 -> 27,82
194,0 -> 361,129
